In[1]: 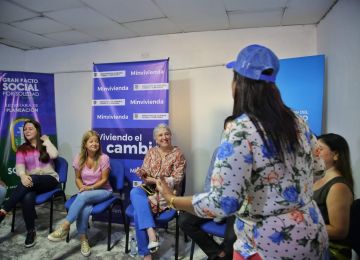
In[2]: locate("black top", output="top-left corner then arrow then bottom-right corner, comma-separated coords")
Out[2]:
313,176 -> 351,225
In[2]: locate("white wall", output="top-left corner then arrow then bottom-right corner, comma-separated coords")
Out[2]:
0,45 -> 25,71
7,25 -> 316,195
317,0 -> 360,197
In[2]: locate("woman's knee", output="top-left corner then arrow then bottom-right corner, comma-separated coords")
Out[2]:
15,182 -> 28,191
21,192 -> 35,204
130,187 -> 145,200
75,192 -> 87,201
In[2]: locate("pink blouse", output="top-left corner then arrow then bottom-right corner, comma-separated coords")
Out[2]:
73,154 -> 112,191
16,139 -> 59,181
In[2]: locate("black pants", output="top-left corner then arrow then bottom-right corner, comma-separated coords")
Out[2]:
3,175 -> 59,231
179,212 -> 236,260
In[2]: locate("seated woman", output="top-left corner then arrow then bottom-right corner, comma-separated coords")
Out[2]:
131,123 -> 186,260
48,130 -> 112,257
0,119 -> 60,248
314,133 -> 354,259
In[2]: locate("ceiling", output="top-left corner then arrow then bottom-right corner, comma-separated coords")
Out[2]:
0,0 -> 338,51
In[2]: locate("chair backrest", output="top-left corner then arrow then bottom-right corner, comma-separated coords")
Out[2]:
109,159 -> 125,191
54,156 -> 68,187
348,198 -> 360,255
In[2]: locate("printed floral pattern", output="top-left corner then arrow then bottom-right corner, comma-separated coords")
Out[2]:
139,146 -> 186,213
220,196 -> 241,215
192,114 -> 327,259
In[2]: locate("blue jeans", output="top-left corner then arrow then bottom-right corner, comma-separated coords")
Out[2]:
66,189 -> 112,235
0,185 -> 7,205
130,187 -> 156,256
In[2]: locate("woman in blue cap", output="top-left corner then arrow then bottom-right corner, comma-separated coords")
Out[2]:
156,44 -> 328,259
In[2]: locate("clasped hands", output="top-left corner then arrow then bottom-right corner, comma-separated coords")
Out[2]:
78,185 -> 93,192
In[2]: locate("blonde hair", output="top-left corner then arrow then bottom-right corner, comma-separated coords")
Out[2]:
78,130 -> 102,170
153,123 -> 171,140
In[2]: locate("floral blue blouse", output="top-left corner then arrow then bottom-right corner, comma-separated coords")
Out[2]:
192,114 -> 328,259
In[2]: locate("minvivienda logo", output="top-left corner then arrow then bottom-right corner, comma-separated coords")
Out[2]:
130,69 -> 164,76
129,99 -> 164,105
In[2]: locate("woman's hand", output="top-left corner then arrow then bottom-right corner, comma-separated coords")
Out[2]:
136,168 -> 150,180
40,135 -> 50,142
20,175 -> 33,187
144,176 -> 157,185
79,185 -> 92,192
156,178 -> 175,201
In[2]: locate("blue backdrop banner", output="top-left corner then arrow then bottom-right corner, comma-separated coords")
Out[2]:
0,71 -> 57,195
92,59 -> 169,184
277,55 -> 325,135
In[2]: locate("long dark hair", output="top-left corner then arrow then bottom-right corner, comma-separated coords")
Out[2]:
318,133 -> 354,192
17,119 -> 50,163
232,71 -> 299,160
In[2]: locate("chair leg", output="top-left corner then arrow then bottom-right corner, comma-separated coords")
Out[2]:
107,206 -> 112,251
49,199 -> 54,233
175,214 -> 179,260
125,216 -> 130,254
11,208 -> 16,232
184,233 -> 190,243
190,240 -> 195,260
118,200 -> 128,253
65,207 -> 70,243
119,201 -> 126,234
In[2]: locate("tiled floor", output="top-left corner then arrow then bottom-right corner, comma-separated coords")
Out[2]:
0,199 -> 208,260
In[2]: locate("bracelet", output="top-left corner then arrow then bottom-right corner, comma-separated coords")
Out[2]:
169,196 -> 177,210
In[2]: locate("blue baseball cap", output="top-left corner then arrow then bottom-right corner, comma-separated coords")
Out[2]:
226,44 -> 280,83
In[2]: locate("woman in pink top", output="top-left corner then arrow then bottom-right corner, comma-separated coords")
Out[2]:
48,130 -> 112,257
0,119 -> 59,248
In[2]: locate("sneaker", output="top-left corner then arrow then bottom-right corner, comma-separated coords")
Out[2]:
80,240 -> 91,257
48,226 -> 69,242
25,230 -> 36,248
148,238 -> 159,253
